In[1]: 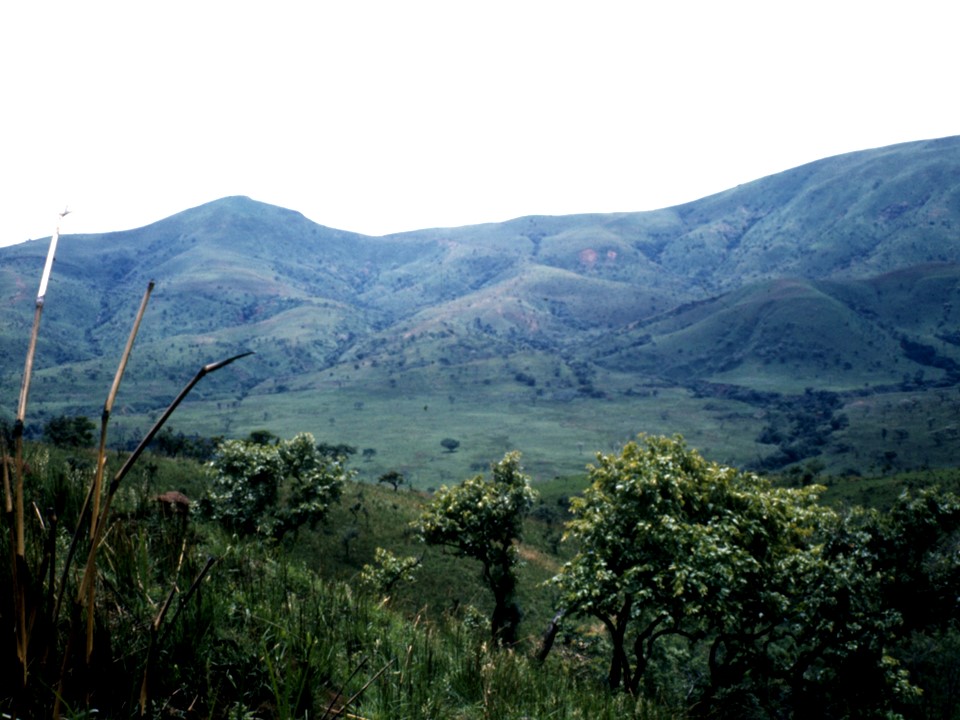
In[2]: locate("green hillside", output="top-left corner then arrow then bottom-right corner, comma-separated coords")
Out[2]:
2,136 -> 960,481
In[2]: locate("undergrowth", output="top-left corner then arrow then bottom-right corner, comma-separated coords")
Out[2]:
0,442 -> 677,718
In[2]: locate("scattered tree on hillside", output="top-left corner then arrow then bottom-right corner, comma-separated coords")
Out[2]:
317,441 -> 357,460
152,427 -> 222,460
206,432 -> 349,540
246,428 -> 279,446
415,451 -> 537,645
440,437 -> 460,453
377,470 -> 405,492
42,414 -> 95,449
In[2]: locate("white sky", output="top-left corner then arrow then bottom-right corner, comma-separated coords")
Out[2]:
1,1 -> 957,246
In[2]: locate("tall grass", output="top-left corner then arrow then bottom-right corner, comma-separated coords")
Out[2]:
1,230 -> 251,716
178,534 -> 679,719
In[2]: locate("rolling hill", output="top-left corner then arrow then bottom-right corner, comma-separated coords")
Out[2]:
2,136 -> 960,483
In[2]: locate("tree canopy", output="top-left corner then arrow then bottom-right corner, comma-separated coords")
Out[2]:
42,414 -> 95,449
206,432 -> 349,541
551,435 -> 922,717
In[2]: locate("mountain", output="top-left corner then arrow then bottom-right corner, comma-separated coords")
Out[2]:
2,136 -> 960,482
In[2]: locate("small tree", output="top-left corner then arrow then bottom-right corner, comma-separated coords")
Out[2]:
440,437 -> 460,453
415,451 -> 536,644
551,435 -> 919,716
552,435 -> 829,694
207,432 -> 349,540
246,428 -> 279,446
360,548 -> 422,598
42,414 -> 95,448
377,470 -> 405,492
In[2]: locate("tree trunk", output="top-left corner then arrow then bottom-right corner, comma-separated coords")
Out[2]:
491,585 -> 521,645
605,599 -> 633,691
487,557 -> 521,645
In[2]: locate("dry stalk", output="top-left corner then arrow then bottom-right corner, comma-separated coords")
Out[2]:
83,280 -> 154,667
10,210 -> 66,686
92,280 -> 154,537
51,288 -> 158,635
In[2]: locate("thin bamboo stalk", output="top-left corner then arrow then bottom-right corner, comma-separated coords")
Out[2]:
15,210 -> 65,426
11,210 -> 66,686
83,281 -> 154,662
52,280 -> 155,630
92,280 -> 154,537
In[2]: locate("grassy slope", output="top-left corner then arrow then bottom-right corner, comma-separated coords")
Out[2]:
72,441 -> 960,652
13,436 -> 960,717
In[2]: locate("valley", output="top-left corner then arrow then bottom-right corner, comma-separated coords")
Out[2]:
2,136 -> 960,485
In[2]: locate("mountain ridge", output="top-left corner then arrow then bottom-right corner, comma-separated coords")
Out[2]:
2,136 -> 960,481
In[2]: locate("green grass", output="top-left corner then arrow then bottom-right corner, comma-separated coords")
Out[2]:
2,440 -> 685,718
7,426 -> 960,718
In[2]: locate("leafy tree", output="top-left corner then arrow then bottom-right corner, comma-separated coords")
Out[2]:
440,437 -> 460,453
246,428 -> 279,446
854,488 -> 960,718
154,426 -> 194,458
316,441 -> 357,460
206,432 -> 349,540
377,470 -> 405,492
865,487 -> 960,634
551,434 -> 917,716
415,451 -> 536,645
42,414 -> 95,448
769,510 -> 916,719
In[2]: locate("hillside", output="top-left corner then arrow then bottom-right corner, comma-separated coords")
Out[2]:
2,136 -> 960,481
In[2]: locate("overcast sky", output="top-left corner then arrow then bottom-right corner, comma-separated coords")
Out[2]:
1,1 -> 956,246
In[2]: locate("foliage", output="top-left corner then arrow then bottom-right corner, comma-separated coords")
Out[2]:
42,413 -> 96,448
205,432 -> 349,540
246,428 -> 279,445
359,547 -> 421,598
440,437 -> 461,453
377,469 -> 405,491
151,425 -> 222,460
9,427 -> 960,718
316,441 -> 357,459
863,486 -> 960,634
551,434 -> 925,717
415,451 -> 537,644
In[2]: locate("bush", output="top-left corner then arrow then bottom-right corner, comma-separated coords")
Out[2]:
206,432 -> 350,540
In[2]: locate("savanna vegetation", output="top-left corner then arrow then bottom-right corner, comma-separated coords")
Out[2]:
6,412 -> 960,718
5,138 -> 960,717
